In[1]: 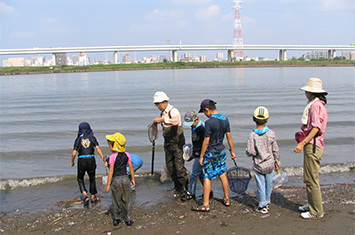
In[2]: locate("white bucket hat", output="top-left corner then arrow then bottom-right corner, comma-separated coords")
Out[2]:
300,77 -> 328,95
153,91 -> 169,103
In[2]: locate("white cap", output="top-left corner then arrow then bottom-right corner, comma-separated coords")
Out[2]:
153,91 -> 169,103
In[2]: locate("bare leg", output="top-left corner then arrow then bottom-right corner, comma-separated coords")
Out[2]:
203,178 -> 211,206
219,172 -> 229,200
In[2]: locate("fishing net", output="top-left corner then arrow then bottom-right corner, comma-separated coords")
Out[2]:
227,164 -> 251,194
148,123 -> 158,143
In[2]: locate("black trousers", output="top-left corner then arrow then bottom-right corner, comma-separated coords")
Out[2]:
77,157 -> 97,195
164,143 -> 189,191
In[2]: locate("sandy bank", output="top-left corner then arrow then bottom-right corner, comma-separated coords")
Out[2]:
1,184 -> 354,235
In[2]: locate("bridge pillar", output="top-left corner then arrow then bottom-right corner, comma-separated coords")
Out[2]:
172,50 -> 178,62
328,50 -> 336,59
279,50 -> 287,61
114,51 -> 118,64
52,53 -> 56,66
227,50 -> 233,62
283,50 -> 287,60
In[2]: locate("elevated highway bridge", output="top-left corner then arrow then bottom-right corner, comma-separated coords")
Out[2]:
1,44 -> 354,65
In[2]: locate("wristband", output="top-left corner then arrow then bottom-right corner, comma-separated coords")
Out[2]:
303,139 -> 308,144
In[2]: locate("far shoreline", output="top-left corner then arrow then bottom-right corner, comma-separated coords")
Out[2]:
1,60 -> 354,76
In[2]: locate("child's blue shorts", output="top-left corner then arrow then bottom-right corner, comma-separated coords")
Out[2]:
202,149 -> 227,180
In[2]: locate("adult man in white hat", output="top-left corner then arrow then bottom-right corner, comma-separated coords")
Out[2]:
152,91 -> 192,201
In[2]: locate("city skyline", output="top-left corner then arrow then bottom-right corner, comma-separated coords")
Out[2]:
1,0 -> 354,62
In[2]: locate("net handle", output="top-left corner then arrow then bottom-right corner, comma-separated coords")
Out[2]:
229,149 -> 238,168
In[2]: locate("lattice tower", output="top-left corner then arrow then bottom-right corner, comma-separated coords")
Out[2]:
232,0 -> 244,60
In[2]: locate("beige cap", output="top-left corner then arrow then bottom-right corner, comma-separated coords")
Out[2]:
253,106 -> 269,120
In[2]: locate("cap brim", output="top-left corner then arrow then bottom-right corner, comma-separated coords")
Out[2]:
253,116 -> 268,120
183,121 -> 194,127
300,86 -> 328,95
105,135 -> 115,141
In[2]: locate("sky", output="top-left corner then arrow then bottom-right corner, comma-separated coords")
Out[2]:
0,0 -> 354,62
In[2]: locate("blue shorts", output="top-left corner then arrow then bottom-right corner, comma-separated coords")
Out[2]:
202,149 -> 227,180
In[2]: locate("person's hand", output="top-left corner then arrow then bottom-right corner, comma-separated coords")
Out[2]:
153,117 -> 164,124
104,160 -> 108,168
199,156 -> 204,166
70,162 -> 74,167
275,162 -> 279,171
294,142 -> 305,153
230,151 -> 236,160
131,180 -> 136,188
105,185 -> 110,193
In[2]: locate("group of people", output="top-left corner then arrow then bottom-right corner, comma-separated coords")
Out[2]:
70,77 -> 328,226
152,77 -> 328,219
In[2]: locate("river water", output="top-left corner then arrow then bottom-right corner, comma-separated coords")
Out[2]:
0,67 -> 354,213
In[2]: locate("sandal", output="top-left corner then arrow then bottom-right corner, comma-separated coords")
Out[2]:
91,197 -> 99,203
191,204 -> 210,212
223,198 -> 231,207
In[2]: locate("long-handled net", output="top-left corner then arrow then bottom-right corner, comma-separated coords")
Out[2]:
148,123 -> 158,175
227,158 -> 251,194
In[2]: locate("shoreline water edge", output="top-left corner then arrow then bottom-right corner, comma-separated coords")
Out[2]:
1,60 -> 354,76
0,183 -> 354,234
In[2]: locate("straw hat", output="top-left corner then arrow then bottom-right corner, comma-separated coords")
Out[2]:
300,77 -> 328,95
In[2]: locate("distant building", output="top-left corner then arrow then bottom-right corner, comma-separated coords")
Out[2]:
78,52 -> 90,66
200,55 -> 207,62
55,53 -> 67,65
67,57 -> 73,65
44,59 -> 53,66
216,52 -> 224,61
302,51 -> 328,60
3,57 -> 27,67
142,55 -> 158,63
158,55 -> 166,62
32,56 -> 45,66
342,51 -> 355,60
73,55 -> 80,65
122,53 -> 131,64
181,53 -> 192,62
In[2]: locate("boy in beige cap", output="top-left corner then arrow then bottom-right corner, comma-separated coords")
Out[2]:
246,106 -> 281,214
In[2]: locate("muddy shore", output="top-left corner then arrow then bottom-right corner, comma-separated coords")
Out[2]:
1,184 -> 354,235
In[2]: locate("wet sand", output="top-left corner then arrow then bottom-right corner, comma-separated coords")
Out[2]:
1,184 -> 354,235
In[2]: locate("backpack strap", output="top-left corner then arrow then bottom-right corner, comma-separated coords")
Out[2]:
312,132 -> 321,153
161,106 -> 176,119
